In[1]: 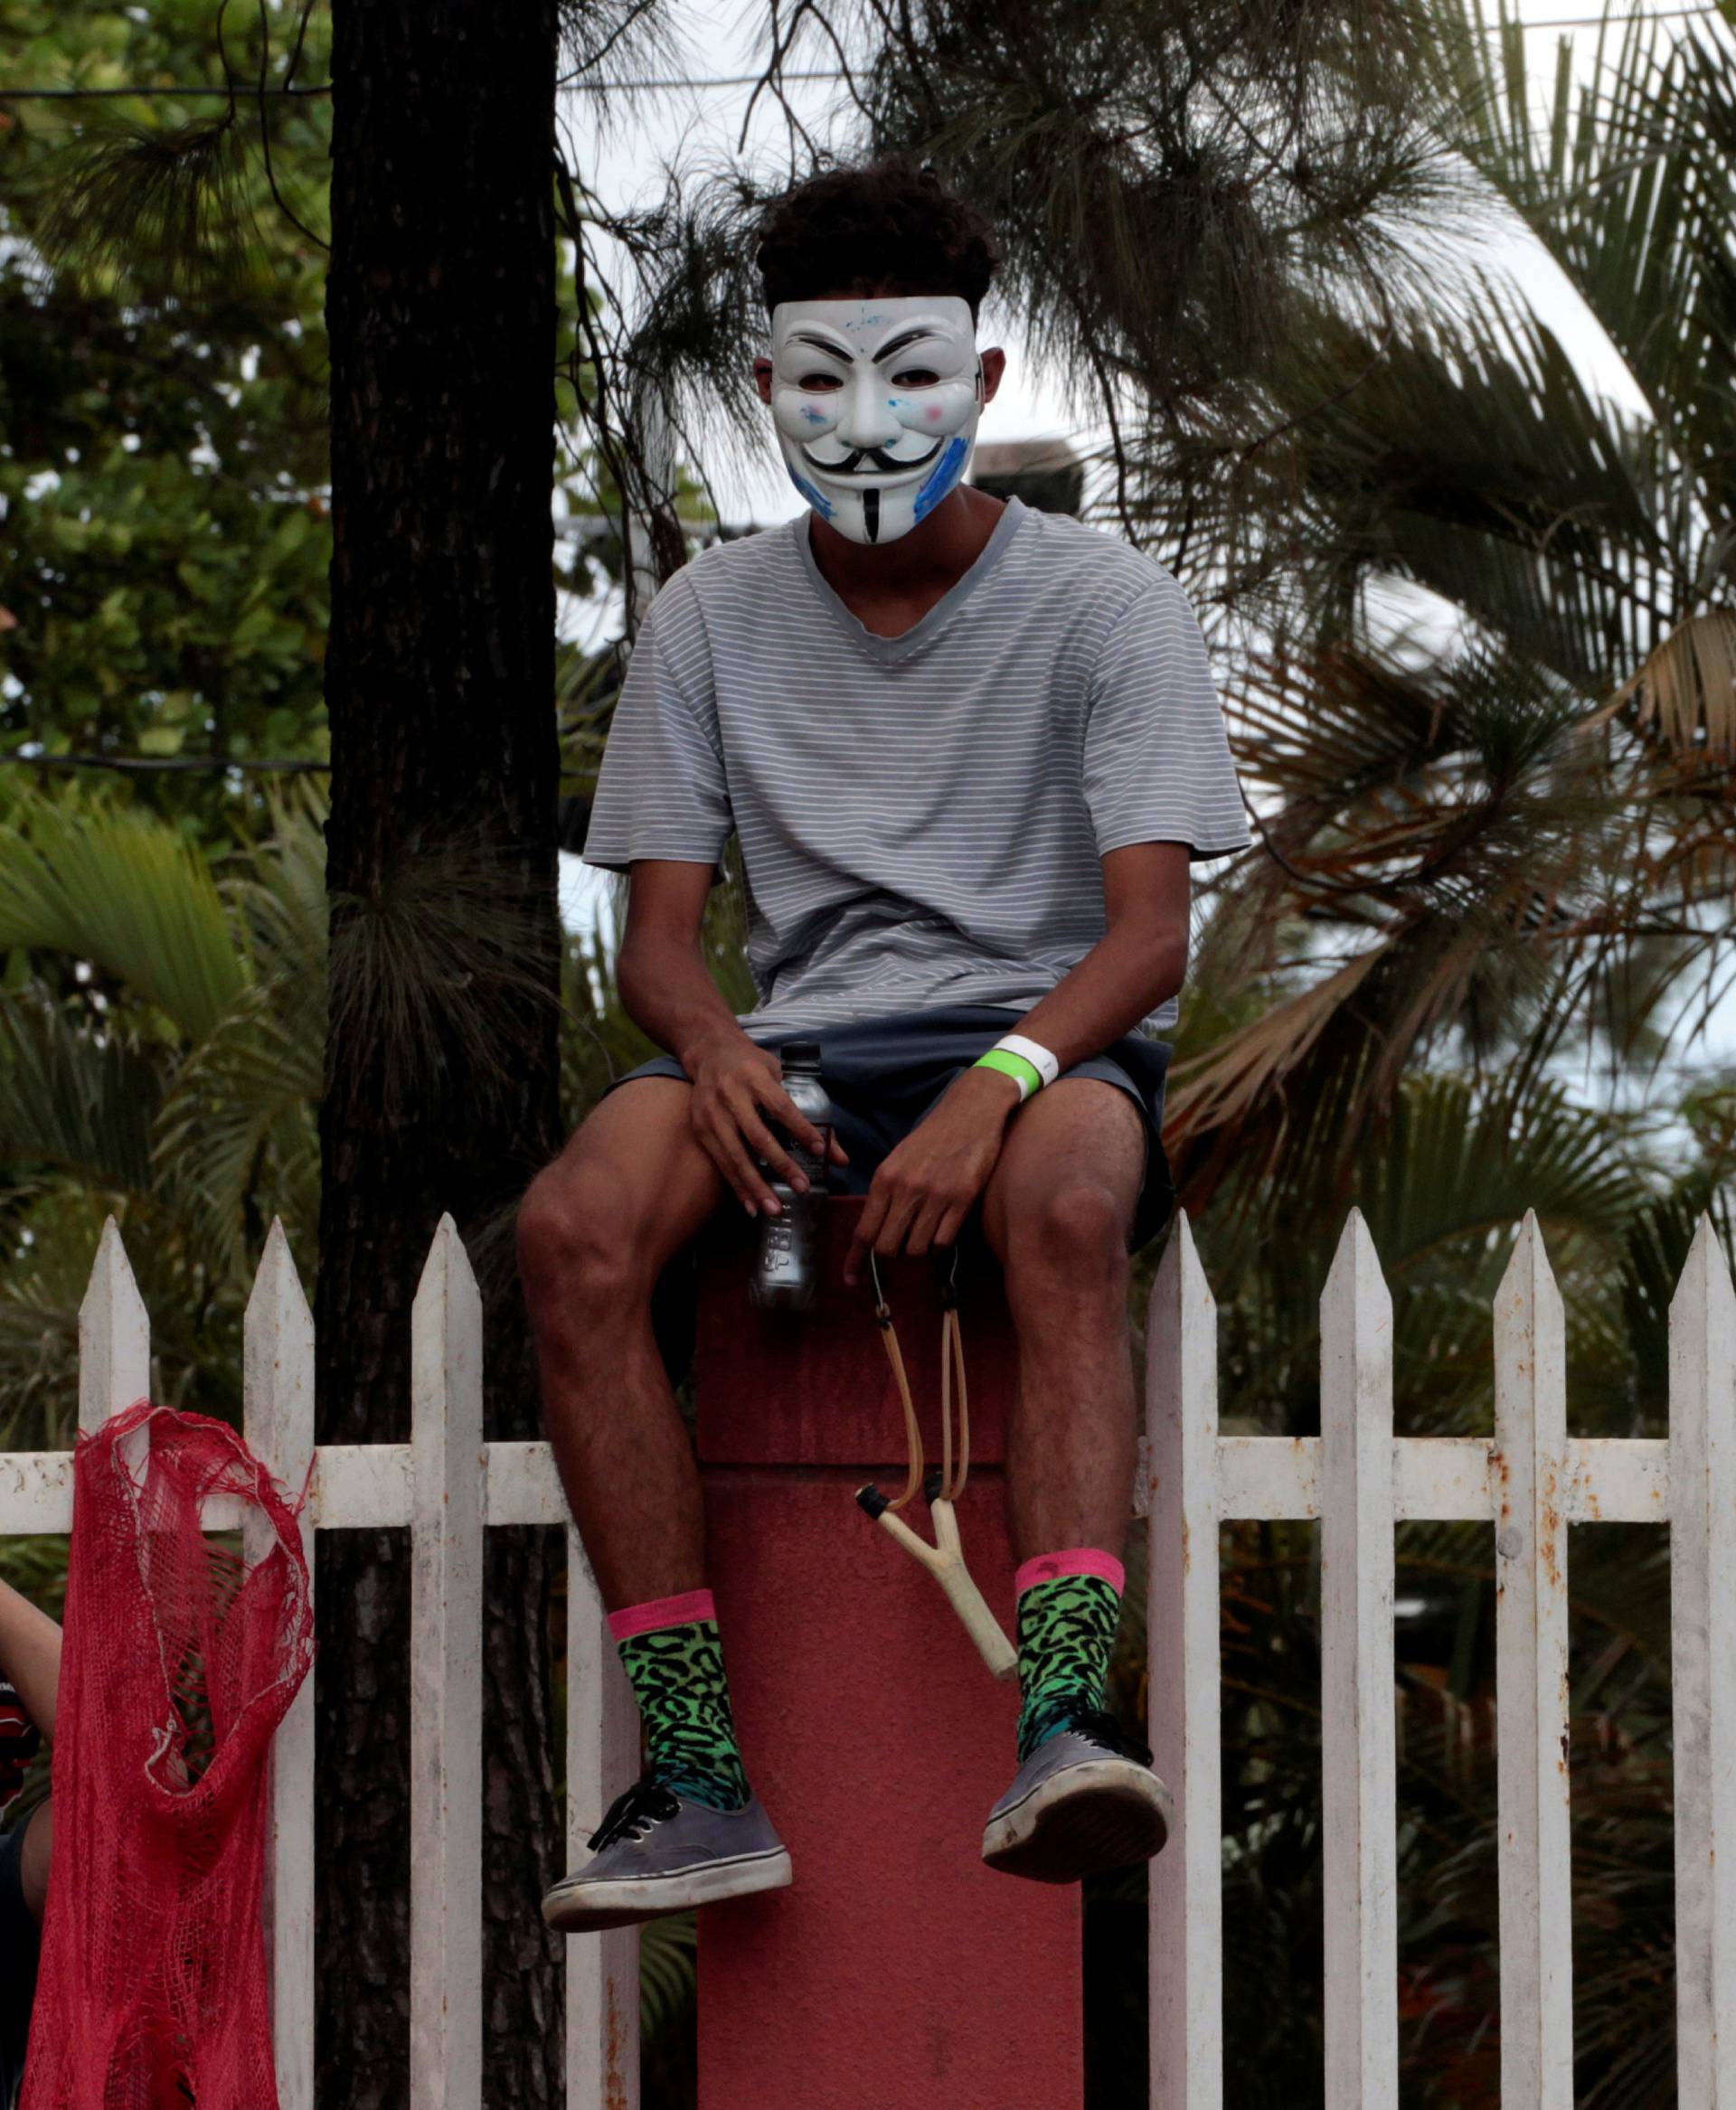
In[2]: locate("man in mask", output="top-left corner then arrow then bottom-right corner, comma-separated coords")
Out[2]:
519,158 -> 1250,1932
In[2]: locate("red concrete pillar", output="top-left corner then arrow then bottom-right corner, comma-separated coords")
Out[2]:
694,1198 -> 1082,2110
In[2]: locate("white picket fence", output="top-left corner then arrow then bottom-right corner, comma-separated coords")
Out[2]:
1,1202 -> 1730,2106
2,1214 -> 640,2110
1146,1207 -> 1735,2109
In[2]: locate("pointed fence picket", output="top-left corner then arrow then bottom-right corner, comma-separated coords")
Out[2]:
563,1531 -> 643,2109
1319,1213 -> 1399,2108
408,1219 -> 486,2107
241,1222 -> 316,2110
1146,1215 -> 1223,2110
5,1203 -> 1731,2105
14,1215 -> 637,2110
1145,1203 -> 1730,2107
1492,1217 -> 1574,2109
1671,1218 -> 1736,2105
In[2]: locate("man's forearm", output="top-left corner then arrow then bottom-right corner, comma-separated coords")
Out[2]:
618,931 -> 753,1069
1009,914 -> 1187,1071
0,1578 -> 61,1739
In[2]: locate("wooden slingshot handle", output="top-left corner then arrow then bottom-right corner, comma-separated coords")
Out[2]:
855,1249 -> 1017,1681
856,1484 -> 1018,1682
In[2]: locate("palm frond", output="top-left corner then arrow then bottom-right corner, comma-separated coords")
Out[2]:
151,983 -> 321,1285
1357,1074 -> 1645,1271
1588,608 -> 1736,758
637,1908 -> 696,2045
0,991 -> 162,1201
1438,3 -> 1736,483
0,1187 -> 125,1449
1194,1070 -> 1655,1437
0,789 -> 247,1041
325,828 -> 561,1129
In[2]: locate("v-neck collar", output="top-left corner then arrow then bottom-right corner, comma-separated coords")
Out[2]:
791,495 -> 1028,664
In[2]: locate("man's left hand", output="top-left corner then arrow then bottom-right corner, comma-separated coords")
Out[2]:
844,1065 -> 1023,1286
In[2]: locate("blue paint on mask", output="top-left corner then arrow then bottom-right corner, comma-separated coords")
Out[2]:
790,471 -> 835,520
911,435 -> 970,523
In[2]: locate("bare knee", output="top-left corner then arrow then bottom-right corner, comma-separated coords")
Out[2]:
516,1160 -> 653,1317
1003,1181 -> 1130,1302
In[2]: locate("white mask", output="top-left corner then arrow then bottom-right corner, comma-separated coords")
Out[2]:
768,295 -> 986,545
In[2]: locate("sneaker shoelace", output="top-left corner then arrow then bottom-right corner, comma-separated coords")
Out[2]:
1030,1702 -> 1154,1767
588,1776 -> 681,1852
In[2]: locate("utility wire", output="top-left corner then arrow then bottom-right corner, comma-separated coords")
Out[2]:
0,82 -> 328,99
0,69 -> 842,100
3,11 -> 1725,103
559,67 -> 843,90
1,751 -> 329,776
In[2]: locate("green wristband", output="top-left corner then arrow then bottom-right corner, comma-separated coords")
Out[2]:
975,1048 -> 1043,1099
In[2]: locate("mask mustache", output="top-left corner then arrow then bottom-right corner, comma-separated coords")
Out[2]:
806,438 -> 943,476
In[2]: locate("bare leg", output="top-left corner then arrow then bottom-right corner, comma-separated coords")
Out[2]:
516,1079 -> 724,1609
978,1081 -> 1146,1563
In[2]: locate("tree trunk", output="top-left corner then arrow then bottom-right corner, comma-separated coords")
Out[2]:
319,5 -> 562,2104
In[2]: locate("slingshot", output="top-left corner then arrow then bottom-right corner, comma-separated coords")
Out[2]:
854,1249 -> 1017,1681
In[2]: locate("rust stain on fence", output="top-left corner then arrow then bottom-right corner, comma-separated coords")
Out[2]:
1540,1473 -> 1563,1592
605,1987 -> 630,2110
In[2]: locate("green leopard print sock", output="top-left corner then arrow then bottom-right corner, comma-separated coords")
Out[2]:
1014,1552 -> 1127,1762
609,1589 -> 751,1812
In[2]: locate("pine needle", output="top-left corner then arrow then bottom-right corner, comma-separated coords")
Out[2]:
33,113 -> 266,297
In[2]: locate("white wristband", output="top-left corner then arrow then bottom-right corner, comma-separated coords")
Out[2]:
993,1032 -> 1061,1090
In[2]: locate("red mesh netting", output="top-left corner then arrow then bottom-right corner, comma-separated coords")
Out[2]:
23,1399 -> 315,2110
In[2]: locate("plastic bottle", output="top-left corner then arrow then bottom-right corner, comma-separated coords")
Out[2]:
750,1041 -> 833,1312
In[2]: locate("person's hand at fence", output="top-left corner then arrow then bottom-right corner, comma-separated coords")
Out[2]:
0,1576 -> 61,1925
0,1685 -> 38,1816
683,1027 -> 850,1219
0,1580 -> 59,1751
844,1063 -> 1021,1284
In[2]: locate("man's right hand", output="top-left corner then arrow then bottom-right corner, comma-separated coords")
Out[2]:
681,1029 -> 849,1217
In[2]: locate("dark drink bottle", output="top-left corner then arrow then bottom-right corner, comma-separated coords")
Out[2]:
750,1041 -> 833,1312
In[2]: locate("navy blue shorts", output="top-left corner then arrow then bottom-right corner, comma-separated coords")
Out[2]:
610,1003 -> 1175,1252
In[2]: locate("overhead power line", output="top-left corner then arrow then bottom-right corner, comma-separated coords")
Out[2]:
1,750 -> 329,776
0,82 -> 328,99
560,68 -> 842,90
2,15 -> 1726,102
0,69 -> 841,101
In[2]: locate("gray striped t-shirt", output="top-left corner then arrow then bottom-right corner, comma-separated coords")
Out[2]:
582,495 -> 1250,1035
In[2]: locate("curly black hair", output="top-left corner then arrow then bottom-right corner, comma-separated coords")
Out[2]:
753,156 -> 998,317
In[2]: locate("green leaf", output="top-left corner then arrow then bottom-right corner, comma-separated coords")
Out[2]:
0,787 -> 246,1039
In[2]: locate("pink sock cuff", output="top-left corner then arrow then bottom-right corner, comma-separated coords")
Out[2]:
1014,1549 -> 1126,1597
607,1587 -> 717,1643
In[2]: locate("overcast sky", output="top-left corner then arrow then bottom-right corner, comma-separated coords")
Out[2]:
558,0 -> 1700,528
556,3 -> 1736,1094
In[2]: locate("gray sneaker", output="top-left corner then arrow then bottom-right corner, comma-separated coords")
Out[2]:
982,1708 -> 1174,1883
542,1776 -> 793,1934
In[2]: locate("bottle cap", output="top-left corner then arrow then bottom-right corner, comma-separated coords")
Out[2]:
781,1039 -> 823,1070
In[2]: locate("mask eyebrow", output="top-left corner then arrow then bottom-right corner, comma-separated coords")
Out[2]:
873,325 -> 945,364
788,331 -> 853,359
